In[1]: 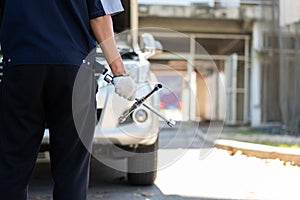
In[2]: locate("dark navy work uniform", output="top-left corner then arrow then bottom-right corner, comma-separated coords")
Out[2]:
0,0 -> 123,199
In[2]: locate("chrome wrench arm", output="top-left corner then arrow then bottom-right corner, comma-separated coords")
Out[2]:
141,103 -> 176,127
104,74 -> 176,127
118,83 -> 162,123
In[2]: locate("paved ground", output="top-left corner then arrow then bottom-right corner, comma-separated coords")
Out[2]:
29,149 -> 300,200
218,126 -> 300,145
199,122 -> 300,165
28,122 -> 300,200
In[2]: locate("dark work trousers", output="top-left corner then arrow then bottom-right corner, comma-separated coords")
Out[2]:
0,64 -> 96,200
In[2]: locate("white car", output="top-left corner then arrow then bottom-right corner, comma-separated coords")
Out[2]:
93,48 -> 161,185
41,34 -> 162,186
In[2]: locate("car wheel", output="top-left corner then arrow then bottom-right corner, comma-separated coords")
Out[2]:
127,139 -> 158,186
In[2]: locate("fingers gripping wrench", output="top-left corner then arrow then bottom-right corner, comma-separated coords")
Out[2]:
104,74 -> 176,128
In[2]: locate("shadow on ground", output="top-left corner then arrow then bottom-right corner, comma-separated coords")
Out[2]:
29,160 -> 234,200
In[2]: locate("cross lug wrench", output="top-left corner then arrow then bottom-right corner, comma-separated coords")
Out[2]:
104,74 -> 176,127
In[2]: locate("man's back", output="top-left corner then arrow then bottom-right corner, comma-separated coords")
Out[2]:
0,0 -> 105,66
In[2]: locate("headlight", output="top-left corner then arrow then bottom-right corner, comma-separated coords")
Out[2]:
133,109 -> 148,123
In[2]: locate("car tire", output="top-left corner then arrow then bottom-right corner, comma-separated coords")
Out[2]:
127,139 -> 158,186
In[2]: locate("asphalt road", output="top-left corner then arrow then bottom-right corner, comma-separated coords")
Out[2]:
28,122 -> 300,200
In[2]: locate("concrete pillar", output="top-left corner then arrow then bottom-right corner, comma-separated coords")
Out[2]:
130,0 -> 139,48
250,22 -> 267,127
250,52 -> 262,127
244,37 -> 250,124
188,35 -> 196,121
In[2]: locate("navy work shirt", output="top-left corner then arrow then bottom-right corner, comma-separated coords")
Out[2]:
0,0 -> 123,67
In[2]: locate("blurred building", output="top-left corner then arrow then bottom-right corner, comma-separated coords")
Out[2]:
115,0 -> 300,134
137,0 -> 269,124
276,0 -> 300,134
249,0 -> 300,134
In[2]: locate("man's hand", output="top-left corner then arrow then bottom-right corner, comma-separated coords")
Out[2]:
90,15 -> 137,101
113,75 -> 137,101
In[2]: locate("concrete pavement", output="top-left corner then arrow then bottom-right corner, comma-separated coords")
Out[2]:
28,121 -> 300,200
215,139 -> 300,166
162,121 -> 300,166
195,122 -> 300,166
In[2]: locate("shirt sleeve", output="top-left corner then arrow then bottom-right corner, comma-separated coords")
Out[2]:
101,0 -> 124,15
88,0 -> 124,19
87,0 -> 106,19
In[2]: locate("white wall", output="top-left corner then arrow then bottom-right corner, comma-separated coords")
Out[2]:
280,0 -> 300,26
